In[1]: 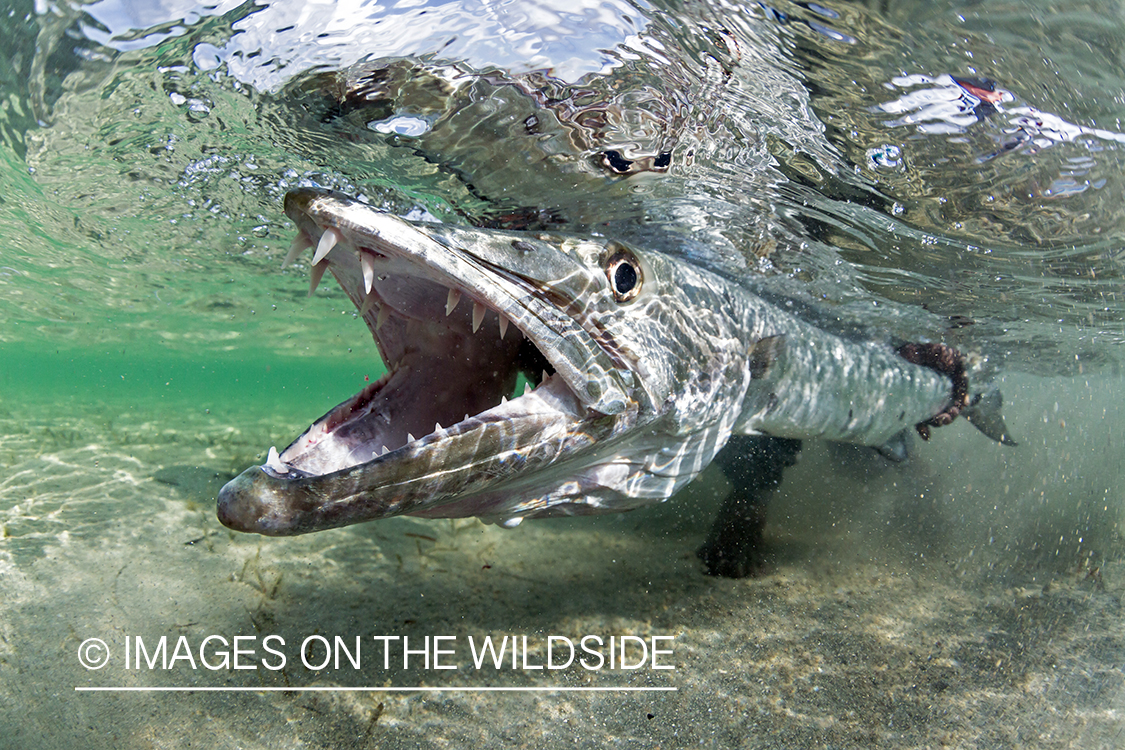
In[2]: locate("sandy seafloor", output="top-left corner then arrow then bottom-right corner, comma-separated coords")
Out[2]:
0,369 -> 1122,749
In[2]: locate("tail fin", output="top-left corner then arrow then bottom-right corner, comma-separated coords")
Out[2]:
963,389 -> 1018,446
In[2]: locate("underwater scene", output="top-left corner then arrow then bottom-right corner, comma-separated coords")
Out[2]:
1,0 -> 1123,747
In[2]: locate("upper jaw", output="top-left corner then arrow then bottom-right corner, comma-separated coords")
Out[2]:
283,188 -> 634,413
216,189 -> 639,534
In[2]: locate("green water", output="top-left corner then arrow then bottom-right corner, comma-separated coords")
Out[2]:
0,0 -> 1123,747
2,343 -> 377,409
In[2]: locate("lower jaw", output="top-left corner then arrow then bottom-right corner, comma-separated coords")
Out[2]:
218,374 -> 592,534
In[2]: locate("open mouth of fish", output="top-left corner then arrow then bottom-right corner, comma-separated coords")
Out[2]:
217,188 -> 636,534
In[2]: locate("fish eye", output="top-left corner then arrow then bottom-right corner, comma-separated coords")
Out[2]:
606,249 -> 642,303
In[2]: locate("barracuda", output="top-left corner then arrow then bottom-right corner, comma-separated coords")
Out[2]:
218,187 -> 1012,575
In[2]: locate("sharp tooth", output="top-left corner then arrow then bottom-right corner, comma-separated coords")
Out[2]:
312,227 -> 340,265
360,291 -> 377,316
445,288 -> 461,316
541,370 -> 550,384
407,433 -> 416,443
265,446 -> 289,474
360,251 -> 375,294
434,422 -> 443,433
380,445 -> 390,455
498,315 -> 509,339
464,414 -> 470,422
523,382 -> 532,396
283,234 -> 312,268
376,306 -> 390,331
472,302 -> 486,333
501,395 -> 508,405
308,260 -> 328,296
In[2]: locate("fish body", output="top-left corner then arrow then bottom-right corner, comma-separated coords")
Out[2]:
217,11 -> 1014,573
217,188 -> 988,540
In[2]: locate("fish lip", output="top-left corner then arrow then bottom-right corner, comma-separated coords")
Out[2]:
217,188 -> 636,533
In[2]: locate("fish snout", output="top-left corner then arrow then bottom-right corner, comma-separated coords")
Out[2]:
217,467 -> 306,536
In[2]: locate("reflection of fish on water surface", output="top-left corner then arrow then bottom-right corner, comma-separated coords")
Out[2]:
214,13 -> 1021,576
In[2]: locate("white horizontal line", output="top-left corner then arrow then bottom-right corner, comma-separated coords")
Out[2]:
76,686 -> 676,693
